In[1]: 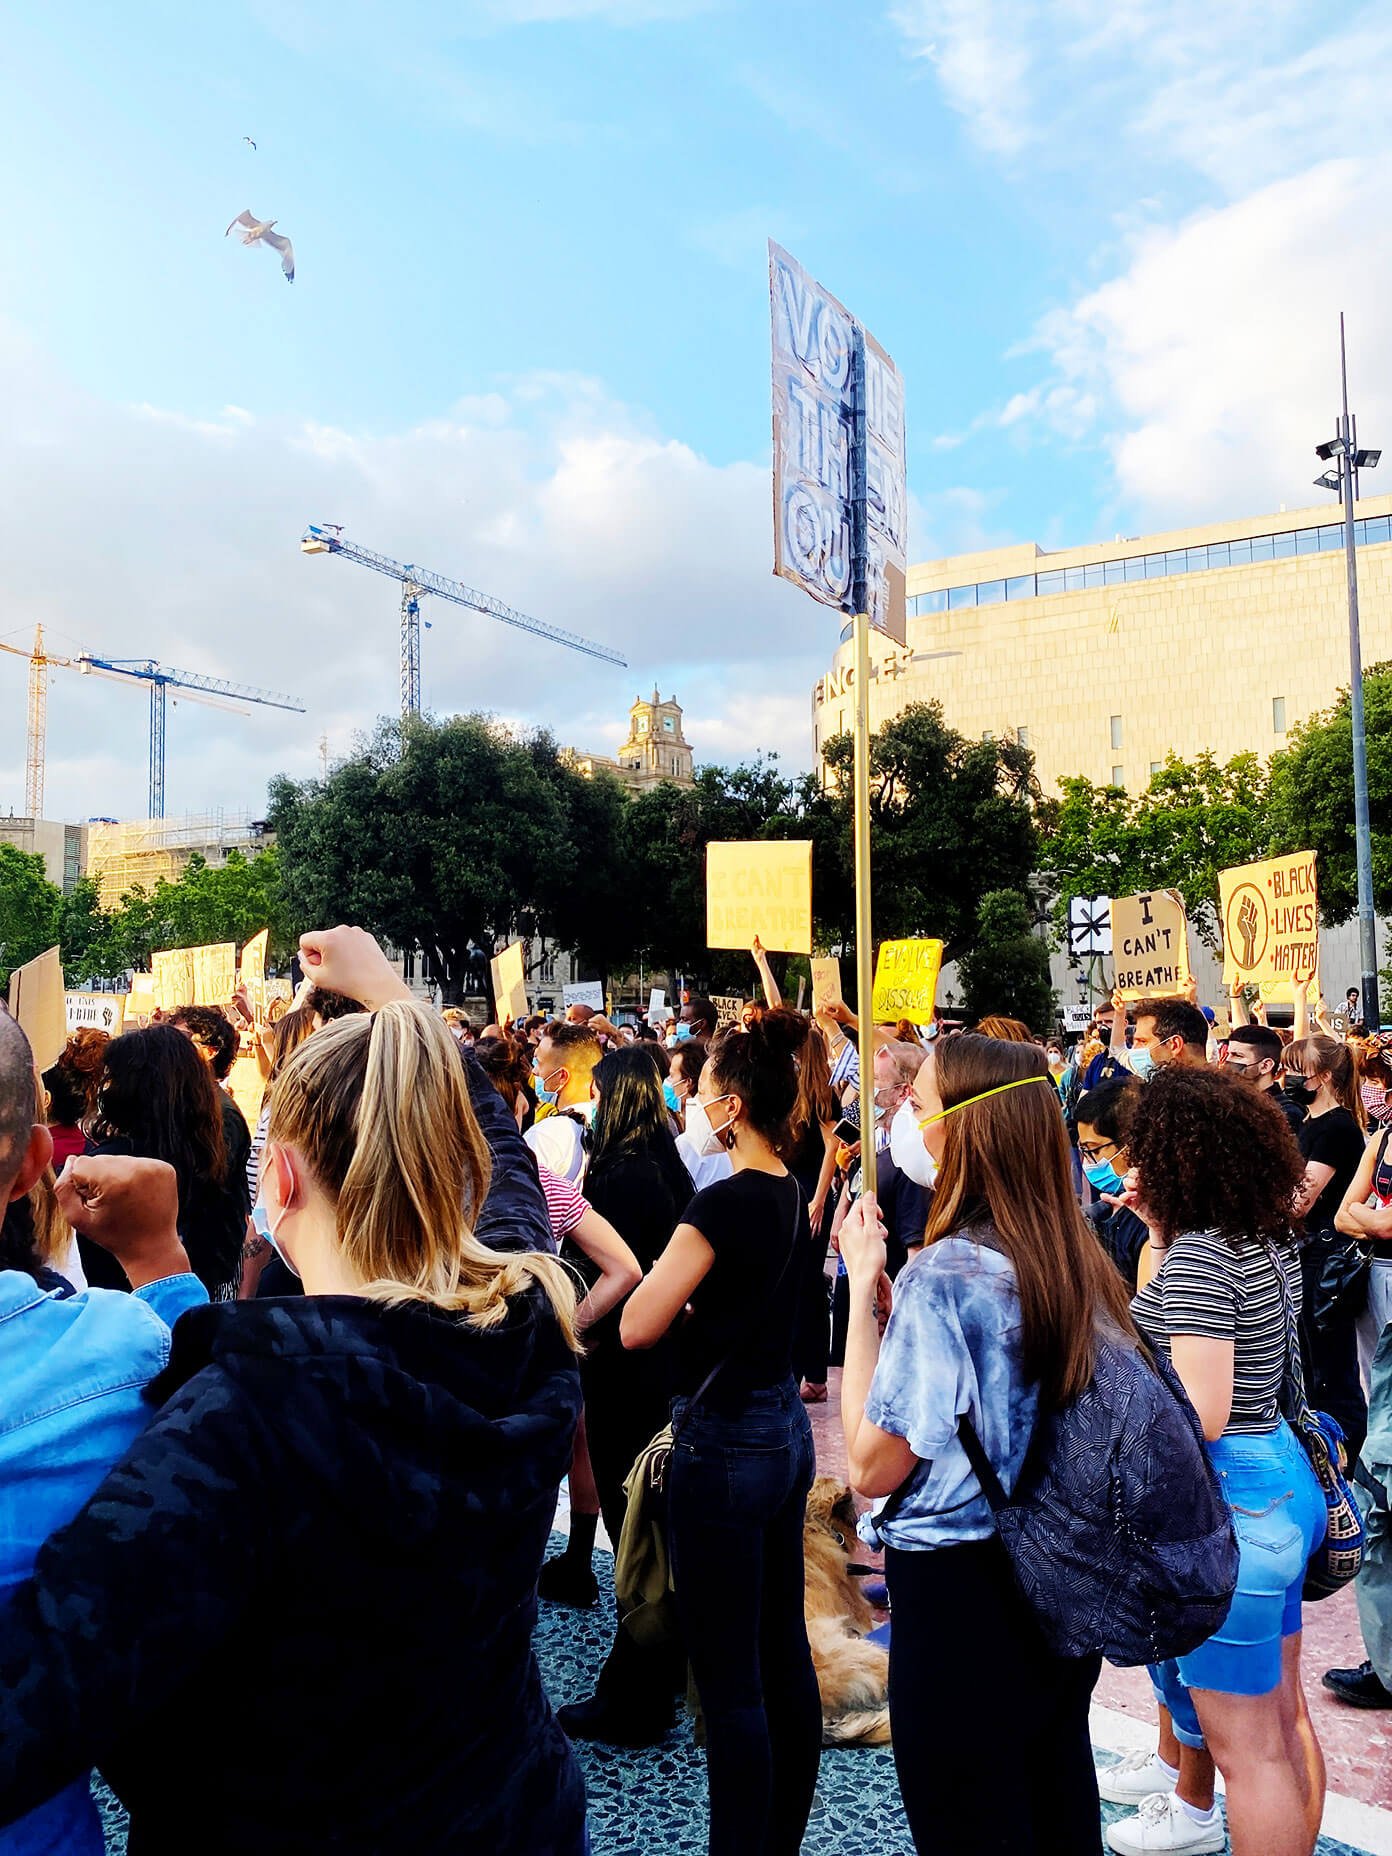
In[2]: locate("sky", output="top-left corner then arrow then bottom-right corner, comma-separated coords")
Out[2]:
4,0 -> 1392,824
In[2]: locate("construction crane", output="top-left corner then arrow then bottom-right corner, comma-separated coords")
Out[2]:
0,625 -> 305,821
300,523 -> 626,717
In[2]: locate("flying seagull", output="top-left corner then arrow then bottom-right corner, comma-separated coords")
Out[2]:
243,136 -> 257,149
225,210 -> 294,282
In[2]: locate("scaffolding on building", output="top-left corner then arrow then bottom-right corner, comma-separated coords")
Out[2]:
86,810 -> 268,908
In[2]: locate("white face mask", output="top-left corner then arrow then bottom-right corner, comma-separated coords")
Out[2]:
685,1095 -> 733,1158
889,1099 -> 939,1189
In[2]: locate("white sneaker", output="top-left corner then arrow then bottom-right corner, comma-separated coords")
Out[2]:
1105,1792 -> 1226,1854
1096,1749 -> 1179,1804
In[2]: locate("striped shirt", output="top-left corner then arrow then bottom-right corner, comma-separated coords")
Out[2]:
1131,1229 -> 1297,1436
538,1164 -> 585,1248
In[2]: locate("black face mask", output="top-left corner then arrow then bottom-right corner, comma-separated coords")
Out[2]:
1284,1077 -> 1317,1106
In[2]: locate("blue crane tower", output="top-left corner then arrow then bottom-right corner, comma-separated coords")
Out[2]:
300,524 -> 626,716
76,654 -> 306,821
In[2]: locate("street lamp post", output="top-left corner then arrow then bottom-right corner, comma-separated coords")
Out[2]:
1314,313 -> 1382,1032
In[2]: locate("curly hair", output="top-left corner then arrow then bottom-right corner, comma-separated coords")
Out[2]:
43,1027 -> 110,1126
169,1004 -> 240,1082
1127,1065 -> 1305,1249
973,1015 -> 1037,1044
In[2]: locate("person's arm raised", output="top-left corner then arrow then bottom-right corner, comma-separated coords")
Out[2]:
297,926 -> 413,1011
751,935 -> 783,1009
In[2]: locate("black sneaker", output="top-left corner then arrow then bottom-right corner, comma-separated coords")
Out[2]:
1322,1661 -> 1392,1708
537,1555 -> 599,1609
556,1695 -> 670,1748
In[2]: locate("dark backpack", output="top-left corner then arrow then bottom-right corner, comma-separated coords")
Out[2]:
959,1332 -> 1238,1666
1064,1050 -> 1126,1135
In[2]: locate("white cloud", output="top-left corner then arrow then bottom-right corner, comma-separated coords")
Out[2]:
889,0 -> 1390,198
1019,159 -> 1392,523
0,326 -> 843,823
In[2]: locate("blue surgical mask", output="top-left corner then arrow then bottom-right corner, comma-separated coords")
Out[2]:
1083,1158 -> 1126,1196
252,1198 -> 298,1276
533,1064 -> 562,1107
674,1023 -> 693,1043
662,1079 -> 681,1114
1130,1046 -> 1157,1083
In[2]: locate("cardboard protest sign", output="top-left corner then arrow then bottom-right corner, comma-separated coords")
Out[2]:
1220,852 -> 1319,991
706,841 -> 813,956
1258,975 -> 1321,1005
66,992 -> 126,1035
239,929 -> 269,1020
713,995 -> 743,1028
490,940 -> 529,1025
192,943 -> 236,1006
127,971 -> 156,1028
871,939 -> 943,1026
563,981 -> 605,1013
152,949 -> 194,1012
811,957 -> 842,1012
1109,890 -> 1191,1000
8,947 -> 66,1071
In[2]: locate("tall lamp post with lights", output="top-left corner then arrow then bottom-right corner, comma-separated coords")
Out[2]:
1314,314 -> 1382,1031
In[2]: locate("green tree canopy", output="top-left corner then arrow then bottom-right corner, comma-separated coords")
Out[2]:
958,889 -> 1056,1030
1043,751 -> 1270,947
1266,663 -> 1392,923
821,701 -> 1045,964
0,845 -> 62,991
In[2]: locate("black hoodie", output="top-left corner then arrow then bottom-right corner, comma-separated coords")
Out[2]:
0,1290 -> 585,1855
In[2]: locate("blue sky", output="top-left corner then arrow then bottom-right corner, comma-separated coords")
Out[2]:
3,0 -> 1391,821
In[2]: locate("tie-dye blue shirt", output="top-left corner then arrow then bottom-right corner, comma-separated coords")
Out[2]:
859,1231 -> 1040,1550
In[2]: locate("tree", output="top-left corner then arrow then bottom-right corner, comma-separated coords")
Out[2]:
0,845 -> 62,991
1266,663 -> 1392,924
269,714 -> 628,1000
820,702 -> 1045,965
958,890 -> 1055,1030
1043,752 -> 1270,947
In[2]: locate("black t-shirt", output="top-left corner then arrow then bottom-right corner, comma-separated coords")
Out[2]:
678,1170 -> 806,1400
1299,1107 -> 1366,1233
1262,1081 -> 1307,1135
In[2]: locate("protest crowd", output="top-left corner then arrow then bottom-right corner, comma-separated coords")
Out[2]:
4,916 -> 1392,1856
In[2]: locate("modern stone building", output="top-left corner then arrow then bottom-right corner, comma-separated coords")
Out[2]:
812,494 -> 1392,794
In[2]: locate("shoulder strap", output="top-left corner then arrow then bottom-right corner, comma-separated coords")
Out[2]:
956,1414 -> 1010,1513
674,1177 -> 803,1434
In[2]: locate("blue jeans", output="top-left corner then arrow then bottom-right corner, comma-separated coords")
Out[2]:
668,1379 -> 820,1856
1176,1420 -> 1327,1699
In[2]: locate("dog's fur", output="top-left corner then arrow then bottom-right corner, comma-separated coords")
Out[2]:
803,1475 -> 891,1745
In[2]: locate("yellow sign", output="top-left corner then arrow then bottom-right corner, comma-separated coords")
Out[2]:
706,841 -> 813,955
151,948 -> 195,1011
127,971 -> 156,1027
1110,890 -> 1191,1000
1219,852 -> 1319,990
9,946 -> 66,1072
490,940 -> 529,1025
192,943 -> 236,1005
871,939 -> 943,1026
239,928 -> 269,1020
712,994 -> 743,1028
811,956 -> 842,1011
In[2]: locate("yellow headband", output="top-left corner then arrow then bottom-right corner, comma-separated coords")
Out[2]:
917,1074 -> 1054,1129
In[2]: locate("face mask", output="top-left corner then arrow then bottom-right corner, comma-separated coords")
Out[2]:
1083,1158 -> 1125,1197
1130,1046 -> 1158,1082
889,1100 -> 939,1189
1047,1052 -> 1065,1071
533,1064 -> 562,1107
674,1022 -> 693,1043
662,1078 -> 682,1115
1284,1077 -> 1317,1106
685,1095 -> 733,1157
252,1197 -> 298,1275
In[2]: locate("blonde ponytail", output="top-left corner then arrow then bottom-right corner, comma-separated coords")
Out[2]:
269,1003 -> 578,1348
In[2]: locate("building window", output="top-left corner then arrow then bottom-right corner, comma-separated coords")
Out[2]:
981,730 -> 995,743
1016,725 -> 1030,748
1150,761 -> 1162,777
1273,696 -> 1287,735
1109,715 -> 1123,750
1111,766 -> 1124,787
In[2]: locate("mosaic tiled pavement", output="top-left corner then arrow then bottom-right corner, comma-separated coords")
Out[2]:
96,1536 -> 1376,1853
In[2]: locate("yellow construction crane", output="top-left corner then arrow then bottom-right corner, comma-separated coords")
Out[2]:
0,625 -> 304,820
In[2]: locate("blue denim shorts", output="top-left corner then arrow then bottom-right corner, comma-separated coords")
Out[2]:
1172,1420 -> 1327,1699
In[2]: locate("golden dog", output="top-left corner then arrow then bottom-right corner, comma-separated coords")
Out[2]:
803,1475 -> 891,1746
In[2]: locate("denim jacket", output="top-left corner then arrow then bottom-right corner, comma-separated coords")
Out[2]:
0,1267 -> 207,1854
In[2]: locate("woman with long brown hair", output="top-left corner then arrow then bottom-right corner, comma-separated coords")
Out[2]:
840,1032 -> 1135,1851
768,1006 -> 839,1403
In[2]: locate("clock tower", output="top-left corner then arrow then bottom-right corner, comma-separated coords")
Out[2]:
617,688 -> 693,787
